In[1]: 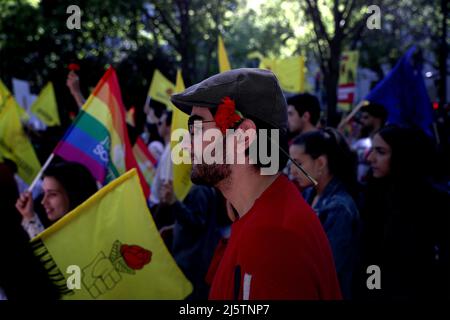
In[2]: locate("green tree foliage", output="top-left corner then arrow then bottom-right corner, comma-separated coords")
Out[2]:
0,0 -> 445,129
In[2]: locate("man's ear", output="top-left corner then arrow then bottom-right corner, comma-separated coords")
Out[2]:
302,111 -> 311,123
236,119 -> 257,150
238,118 -> 257,131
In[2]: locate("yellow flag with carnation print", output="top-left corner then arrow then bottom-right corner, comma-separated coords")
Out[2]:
30,169 -> 192,299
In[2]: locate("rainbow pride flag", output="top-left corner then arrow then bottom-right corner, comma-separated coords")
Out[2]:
54,67 -> 150,197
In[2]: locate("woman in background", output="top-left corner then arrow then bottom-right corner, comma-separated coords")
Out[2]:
289,128 -> 360,299
15,161 -> 98,239
359,125 -> 449,299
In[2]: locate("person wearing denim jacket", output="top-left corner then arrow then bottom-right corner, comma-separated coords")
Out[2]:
302,177 -> 360,299
289,128 -> 360,299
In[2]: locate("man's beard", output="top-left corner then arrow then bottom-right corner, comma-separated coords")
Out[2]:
190,133 -> 232,187
191,163 -> 231,187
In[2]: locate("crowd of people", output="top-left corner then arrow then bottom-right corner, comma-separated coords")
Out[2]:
0,67 -> 449,300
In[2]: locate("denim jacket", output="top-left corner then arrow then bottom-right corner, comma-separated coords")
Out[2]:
303,177 -> 360,299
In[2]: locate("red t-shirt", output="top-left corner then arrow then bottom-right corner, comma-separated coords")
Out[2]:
209,175 -> 342,300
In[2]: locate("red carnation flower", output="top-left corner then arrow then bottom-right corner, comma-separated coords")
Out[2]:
214,97 -> 242,134
120,244 -> 152,270
68,63 -> 80,71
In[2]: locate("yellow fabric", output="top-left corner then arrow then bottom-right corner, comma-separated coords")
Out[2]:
30,82 -> 60,126
0,95 -> 41,184
31,169 -> 193,300
0,79 -> 29,121
170,70 -> 192,201
218,35 -> 231,72
0,79 -> 9,113
259,56 -> 306,93
148,70 -> 175,110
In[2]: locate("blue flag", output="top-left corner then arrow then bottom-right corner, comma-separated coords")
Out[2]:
365,46 -> 433,136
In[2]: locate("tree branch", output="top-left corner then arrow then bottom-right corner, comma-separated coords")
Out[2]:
343,12 -> 367,39
341,0 -> 356,27
333,0 -> 343,37
304,0 -> 331,44
153,2 -> 181,43
146,13 -> 179,51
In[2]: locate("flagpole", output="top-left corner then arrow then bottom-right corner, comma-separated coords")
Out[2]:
268,135 -> 318,187
337,100 -> 368,130
28,153 -> 54,192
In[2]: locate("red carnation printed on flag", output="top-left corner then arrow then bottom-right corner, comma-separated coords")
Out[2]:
68,63 -> 80,71
108,240 -> 152,275
120,244 -> 152,270
214,97 -> 242,134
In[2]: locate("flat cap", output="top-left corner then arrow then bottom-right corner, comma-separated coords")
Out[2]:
170,68 -> 287,131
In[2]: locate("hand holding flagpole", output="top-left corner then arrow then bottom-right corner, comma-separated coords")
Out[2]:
337,100 -> 368,130
27,153 -> 54,192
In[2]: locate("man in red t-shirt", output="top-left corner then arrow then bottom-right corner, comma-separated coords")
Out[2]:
171,68 -> 342,300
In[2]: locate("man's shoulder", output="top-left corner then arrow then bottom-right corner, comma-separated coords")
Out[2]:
270,175 -> 310,203
254,175 -> 316,220
277,177 -> 317,215
235,175 -> 319,237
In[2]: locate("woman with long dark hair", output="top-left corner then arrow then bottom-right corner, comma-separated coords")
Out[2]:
15,161 -> 98,239
289,127 -> 360,299
1,160 -> 60,300
359,125 -> 449,299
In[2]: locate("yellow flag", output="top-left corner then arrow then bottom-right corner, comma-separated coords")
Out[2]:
338,50 -> 359,112
31,169 -> 193,299
0,79 -> 9,112
247,51 -> 264,61
148,70 -> 175,110
218,35 -> 231,72
170,70 -> 192,201
0,95 -> 41,184
259,57 -> 275,70
31,82 -> 61,126
0,79 -> 29,121
259,56 -> 306,93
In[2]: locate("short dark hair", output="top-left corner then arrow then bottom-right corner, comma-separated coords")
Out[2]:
162,110 -> 172,126
43,162 -> 98,211
286,93 -> 321,125
360,102 -> 388,123
149,99 -> 167,118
